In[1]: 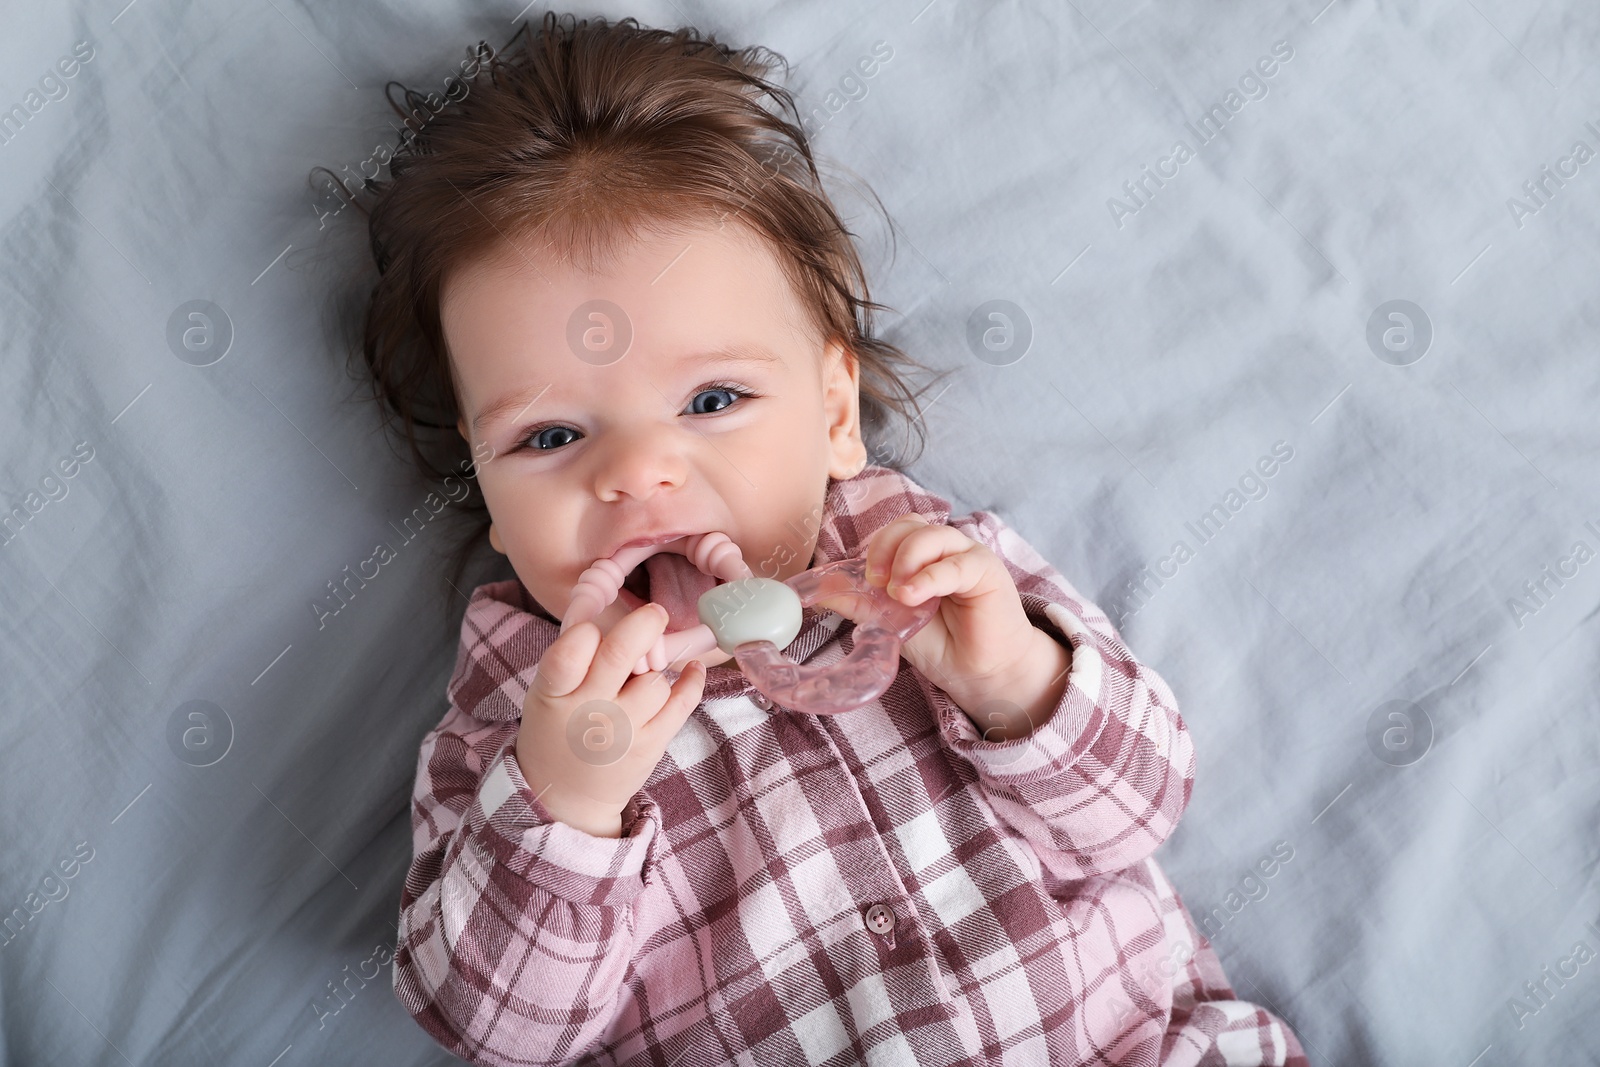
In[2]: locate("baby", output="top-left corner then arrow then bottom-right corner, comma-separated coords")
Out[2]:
356,12 -> 1310,1066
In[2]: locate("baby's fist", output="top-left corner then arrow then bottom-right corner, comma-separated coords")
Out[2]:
515,603 -> 705,837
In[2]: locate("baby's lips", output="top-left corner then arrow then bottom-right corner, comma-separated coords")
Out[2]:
566,532 -> 745,676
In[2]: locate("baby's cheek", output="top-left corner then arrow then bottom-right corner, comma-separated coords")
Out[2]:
508,554 -> 570,621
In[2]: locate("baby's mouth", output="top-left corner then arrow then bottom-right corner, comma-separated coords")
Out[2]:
621,559 -> 649,602
615,549 -> 724,634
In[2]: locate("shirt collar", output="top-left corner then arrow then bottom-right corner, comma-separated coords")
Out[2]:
446,463 -> 953,720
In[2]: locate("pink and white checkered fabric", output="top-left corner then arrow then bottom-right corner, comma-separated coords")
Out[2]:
393,464 -> 1309,1066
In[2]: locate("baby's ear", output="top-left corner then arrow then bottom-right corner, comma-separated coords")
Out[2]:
823,340 -> 866,480
456,417 -> 468,441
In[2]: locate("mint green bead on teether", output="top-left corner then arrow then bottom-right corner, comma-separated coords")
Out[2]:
696,557 -> 942,715
565,530 -> 942,716
698,577 -> 803,655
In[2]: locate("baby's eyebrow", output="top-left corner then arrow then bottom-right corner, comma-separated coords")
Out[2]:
473,382 -> 552,435
471,344 -> 782,433
677,344 -> 783,371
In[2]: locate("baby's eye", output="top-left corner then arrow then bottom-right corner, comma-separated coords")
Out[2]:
517,384 -> 754,453
685,384 -> 752,415
527,426 -> 580,451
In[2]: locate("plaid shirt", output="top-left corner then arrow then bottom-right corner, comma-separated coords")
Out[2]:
393,464 -> 1308,1066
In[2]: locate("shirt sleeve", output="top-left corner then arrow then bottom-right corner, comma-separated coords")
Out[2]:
391,706 -> 661,1066
915,509 -> 1196,881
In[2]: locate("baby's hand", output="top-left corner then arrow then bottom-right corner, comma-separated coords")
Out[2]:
858,514 -> 1068,737
515,602 -> 705,838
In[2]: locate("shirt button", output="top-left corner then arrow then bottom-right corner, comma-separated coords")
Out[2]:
750,691 -> 774,711
863,903 -> 895,935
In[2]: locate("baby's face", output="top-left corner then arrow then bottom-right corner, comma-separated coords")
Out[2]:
442,216 -> 866,665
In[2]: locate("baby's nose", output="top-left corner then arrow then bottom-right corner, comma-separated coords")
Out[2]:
594,428 -> 688,500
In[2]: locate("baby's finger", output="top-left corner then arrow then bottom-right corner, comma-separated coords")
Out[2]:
891,549 -> 985,605
615,663 -> 672,709
864,514 -> 933,587
885,524 -> 975,596
638,660 -> 707,745
532,620 -> 601,700
585,602 -> 669,696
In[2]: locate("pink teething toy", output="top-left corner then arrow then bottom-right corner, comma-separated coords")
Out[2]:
561,532 -> 941,715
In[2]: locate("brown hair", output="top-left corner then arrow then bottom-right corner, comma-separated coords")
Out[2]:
319,11 -> 947,609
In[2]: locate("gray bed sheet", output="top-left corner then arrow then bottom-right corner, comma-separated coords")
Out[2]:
3,0 -> 1597,1063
